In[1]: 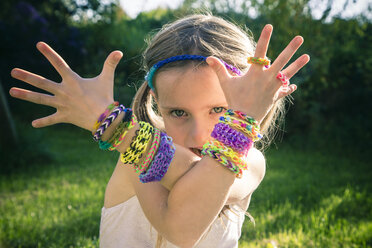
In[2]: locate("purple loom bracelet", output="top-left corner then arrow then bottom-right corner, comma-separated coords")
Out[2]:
211,123 -> 253,154
139,132 -> 176,183
93,104 -> 125,142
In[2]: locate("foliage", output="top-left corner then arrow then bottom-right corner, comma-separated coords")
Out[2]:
1,0 -> 371,161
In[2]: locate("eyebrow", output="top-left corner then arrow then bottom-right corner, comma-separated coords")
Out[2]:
160,103 -> 228,110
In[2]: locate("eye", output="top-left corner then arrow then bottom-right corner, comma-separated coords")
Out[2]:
211,107 -> 226,114
170,109 -> 186,117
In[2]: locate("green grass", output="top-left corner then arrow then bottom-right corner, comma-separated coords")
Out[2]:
240,144 -> 372,248
1,128 -> 371,247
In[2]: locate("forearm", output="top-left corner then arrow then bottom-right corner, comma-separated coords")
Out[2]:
124,146 -> 236,247
165,156 -> 236,246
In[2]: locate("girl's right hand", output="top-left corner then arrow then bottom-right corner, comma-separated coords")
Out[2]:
206,24 -> 310,124
9,42 -> 123,131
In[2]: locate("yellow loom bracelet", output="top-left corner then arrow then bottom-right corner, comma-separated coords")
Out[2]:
120,121 -> 154,164
247,57 -> 271,66
106,121 -> 128,145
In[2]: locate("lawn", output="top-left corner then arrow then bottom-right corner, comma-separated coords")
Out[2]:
1,127 -> 371,247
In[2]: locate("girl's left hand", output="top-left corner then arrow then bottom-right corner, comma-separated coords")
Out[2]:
206,24 -> 310,124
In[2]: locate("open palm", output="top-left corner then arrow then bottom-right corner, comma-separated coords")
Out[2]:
9,42 -> 123,131
207,24 -> 310,124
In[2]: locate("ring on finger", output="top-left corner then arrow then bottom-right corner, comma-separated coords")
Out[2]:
276,72 -> 290,87
247,57 -> 271,66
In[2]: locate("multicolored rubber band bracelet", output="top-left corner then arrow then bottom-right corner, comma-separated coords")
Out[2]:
247,57 -> 271,66
98,120 -> 128,150
203,140 -> 248,170
219,116 -> 262,141
211,122 -> 253,154
145,55 -> 242,91
93,104 -> 125,142
108,112 -> 138,151
139,132 -> 176,183
134,128 -> 162,174
225,109 -> 259,129
201,148 -> 243,178
92,102 -> 119,133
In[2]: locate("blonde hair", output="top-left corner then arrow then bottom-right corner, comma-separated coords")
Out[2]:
132,13 -> 287,247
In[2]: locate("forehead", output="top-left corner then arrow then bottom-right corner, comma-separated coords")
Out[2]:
155,66 -> 227,109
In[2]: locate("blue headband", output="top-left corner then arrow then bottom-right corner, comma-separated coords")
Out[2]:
145,55 -> 242,91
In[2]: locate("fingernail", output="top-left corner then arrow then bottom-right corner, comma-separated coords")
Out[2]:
206,58 -> 214,66
11,69 -> 18,77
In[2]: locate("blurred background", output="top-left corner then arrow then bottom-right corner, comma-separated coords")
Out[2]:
0,0 -> 371,247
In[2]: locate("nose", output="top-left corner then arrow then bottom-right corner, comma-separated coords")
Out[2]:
186,118 -> 212,148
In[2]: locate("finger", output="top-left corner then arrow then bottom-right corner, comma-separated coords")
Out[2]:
206,56 -> 231,84
11,68 -> 60,94
9,87 -> 57,108
100,51 -> 123,82
270,36 -> 304,74
277,84 -> 297,99
254,24 -> 273,58
281,54 -> 310,79
32,112 -> 61,128
36,42 -> 71,77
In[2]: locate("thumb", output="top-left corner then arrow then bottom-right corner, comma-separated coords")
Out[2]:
206,56 -> 231,84
100,51 -> 123,81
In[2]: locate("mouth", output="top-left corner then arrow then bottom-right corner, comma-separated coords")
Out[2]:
190,147 -> 203,158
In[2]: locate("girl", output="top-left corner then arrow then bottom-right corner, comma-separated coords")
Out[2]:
9,14 -> 309,247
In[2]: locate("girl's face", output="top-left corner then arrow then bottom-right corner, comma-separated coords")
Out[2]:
155,65 -> 228,157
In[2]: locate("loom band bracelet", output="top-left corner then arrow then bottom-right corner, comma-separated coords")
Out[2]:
225,109 -> 259,128
94,104 -> 125,142
124,123 -> 154,164
108,111 -> 138,151
219,117 -> 262,141
247,57 -> 271,66
220,120 -> 262,142
221,115 -> 260,134
205,138 -> 251,160
98,120 -> 129,150
134,128 -> 162,174
92,101 -> 119,134
110,112 -> 138,149
139,132 -> 176,183
93,104 -> 126,142
211,123 -> 254,154
202,140 -> 246,169
276,72 -> 290,87
120,122 -> 154,164
203,141 -> 248,170
201,148 -> 242,178
220,115 -> 261,137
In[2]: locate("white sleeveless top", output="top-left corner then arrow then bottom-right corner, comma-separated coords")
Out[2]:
99,195 -> 246,247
